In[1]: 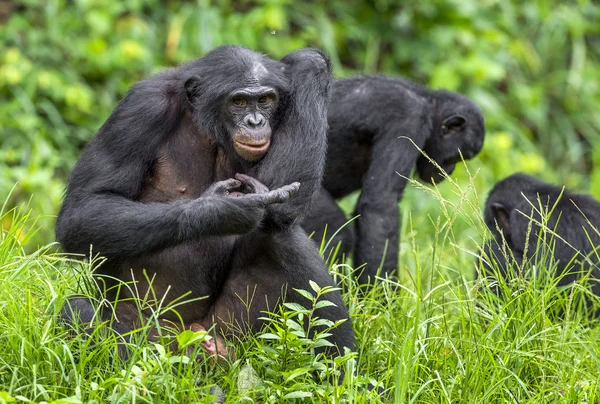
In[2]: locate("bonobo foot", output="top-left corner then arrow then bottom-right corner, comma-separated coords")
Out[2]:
60,297 -> 233,362
187,322 -> 234,362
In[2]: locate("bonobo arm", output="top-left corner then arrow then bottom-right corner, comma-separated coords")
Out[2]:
56,80 -> 297,259
355,123 -> 427,284
249,49 -> 332,230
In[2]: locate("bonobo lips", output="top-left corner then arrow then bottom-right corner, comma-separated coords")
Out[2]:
441,162 -> 456,176
417,157 -> 456,184
234,140 -> 271,161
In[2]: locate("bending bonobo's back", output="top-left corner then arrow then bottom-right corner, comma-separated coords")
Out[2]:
323,75 -> 430,199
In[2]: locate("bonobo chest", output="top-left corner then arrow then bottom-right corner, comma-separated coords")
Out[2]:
139,118 -> 238,202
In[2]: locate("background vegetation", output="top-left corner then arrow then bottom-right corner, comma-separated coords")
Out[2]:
1,0 -> 600,402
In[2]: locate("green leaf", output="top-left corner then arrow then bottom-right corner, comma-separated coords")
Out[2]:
177,329 -> 210,349
314,300 -> 337,309
258,333 -> 282,340
313,339 -> 334,349
312,318 -> 335,328
294,288 -> 314,301
49,398 -> 83,404
285,319 -> 304,332
283,302 -> 308,313
0,392 -> 16,403
283,391 -> 313,399
309,280 -> 321,293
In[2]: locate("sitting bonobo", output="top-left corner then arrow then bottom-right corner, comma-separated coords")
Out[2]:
481,173 -> 600,312
57,45 -> 355,360
302,75 -> 485,284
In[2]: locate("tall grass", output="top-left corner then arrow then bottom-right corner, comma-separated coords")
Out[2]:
1,170 -> 600,403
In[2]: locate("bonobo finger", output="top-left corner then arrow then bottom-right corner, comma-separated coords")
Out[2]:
205,178 -> 241,196
259,182 -> 300,205
234,173 -> 269,194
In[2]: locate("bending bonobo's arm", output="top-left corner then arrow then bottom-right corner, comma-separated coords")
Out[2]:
56,80 -> 293,259
355,123 -> 427,284
250,49 -> 332,230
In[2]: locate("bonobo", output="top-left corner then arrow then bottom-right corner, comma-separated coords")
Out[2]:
481,173 -> 600,303
56,45 -> 355,359
302,75 -> 485,284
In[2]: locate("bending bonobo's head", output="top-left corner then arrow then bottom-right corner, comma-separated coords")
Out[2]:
184,45 -> 290,162
484,173 -> 530,250
417,90 -> 485,183
483,173 -> 560,249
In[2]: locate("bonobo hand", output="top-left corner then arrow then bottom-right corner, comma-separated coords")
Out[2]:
203,175 -> 299,204
233,173 -> 269,195
181,176 -> 301,237
230,174 -> 300,207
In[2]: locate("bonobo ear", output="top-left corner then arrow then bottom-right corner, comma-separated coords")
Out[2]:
184,76 -> 201,103
491,202 -> 511,238
441,114 -> 467,135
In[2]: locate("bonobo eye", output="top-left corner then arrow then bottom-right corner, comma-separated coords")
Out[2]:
258,95 -> 274,105
442,115 -> 467,135
232,97 -> 247,107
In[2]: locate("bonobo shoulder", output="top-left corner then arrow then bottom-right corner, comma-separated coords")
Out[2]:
333,75 -> 431,110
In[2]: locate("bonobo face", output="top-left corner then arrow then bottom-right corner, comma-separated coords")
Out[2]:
417,91 -> 485,184
224,86 -> 279,162
183,46 -> 290,164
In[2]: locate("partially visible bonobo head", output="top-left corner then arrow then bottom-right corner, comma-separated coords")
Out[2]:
184,46 -> 291,162
479,174 -> 552,284
417,90 -> 485,183
485,174 -> 538,243
483,173 -> 564,251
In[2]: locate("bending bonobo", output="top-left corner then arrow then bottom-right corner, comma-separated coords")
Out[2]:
302,75 -> 485,284
57,46 -> 354,358
481,173 -> 600,304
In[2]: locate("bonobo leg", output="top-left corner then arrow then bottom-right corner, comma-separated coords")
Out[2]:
302,187 -> 355,260
210,227 -> 355,357
60,297 -> 229,360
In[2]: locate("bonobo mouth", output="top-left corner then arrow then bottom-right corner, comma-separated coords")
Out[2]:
416,157 -> 456,184
233,140 -> 271,161
441,162 -> 457,176
443,155 -> 464,166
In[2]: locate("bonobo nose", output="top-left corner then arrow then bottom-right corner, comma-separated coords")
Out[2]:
245,114 -> 265,128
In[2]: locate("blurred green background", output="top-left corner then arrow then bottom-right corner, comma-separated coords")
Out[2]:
1,0 -> 599,247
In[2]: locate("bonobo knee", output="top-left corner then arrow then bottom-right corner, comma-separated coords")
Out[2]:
60,297 -> 97,327
60,297 -> 137,360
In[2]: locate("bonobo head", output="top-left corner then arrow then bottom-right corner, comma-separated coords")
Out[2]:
417,90 -> 485,183
479,173 -> 549,282
484,173 -> 559,250
184,45 -> 290,163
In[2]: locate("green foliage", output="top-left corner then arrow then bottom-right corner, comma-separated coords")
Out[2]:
3,171 -> 600,402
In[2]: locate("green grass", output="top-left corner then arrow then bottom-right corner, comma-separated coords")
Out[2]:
2,172 -> 600,403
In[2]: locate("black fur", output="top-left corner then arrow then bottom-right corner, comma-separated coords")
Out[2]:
302,75 -> 485,284
56,46 -> 354,356
481,173 -> 600,303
